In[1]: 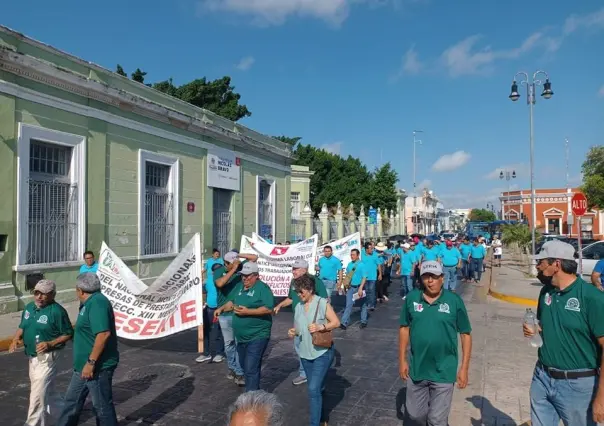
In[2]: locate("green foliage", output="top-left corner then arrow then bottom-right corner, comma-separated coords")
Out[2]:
131,68 -> 147,84
115,64 -> 127,77
293,143 -> 398,214
468,208 -> 497,222
581,146 -> 604,209
273,136 -> 302,146
501,224 -> 538,251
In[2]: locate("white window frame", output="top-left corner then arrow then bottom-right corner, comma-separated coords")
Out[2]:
291,191 -> 301,218
256,176 -> 276,236
138,150 -> 180,259
15,123 -> 87,270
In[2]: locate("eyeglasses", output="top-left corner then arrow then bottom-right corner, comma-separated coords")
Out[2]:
33,291 -> 49,297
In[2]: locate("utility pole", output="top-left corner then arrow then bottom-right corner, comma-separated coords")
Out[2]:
412,130 -> 423,234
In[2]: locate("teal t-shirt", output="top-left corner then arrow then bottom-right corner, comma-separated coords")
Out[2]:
470,245 -> 486,259
441,247 -> 462,267
362,250 -> 380,280
346,260 -> 367,286
401,252 -> 415,276
459,243 -> 472,259
204,258 -> 224,308
423,247 -> 440,261
318,255 -> 342,281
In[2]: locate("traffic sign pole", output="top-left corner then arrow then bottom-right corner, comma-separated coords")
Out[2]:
571,192 -> 588,276
576,215 -> 583,276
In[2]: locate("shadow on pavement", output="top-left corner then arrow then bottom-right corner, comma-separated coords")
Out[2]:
467,396 -> 520,426
323,348 -> 353,423
395,385 -> 406,420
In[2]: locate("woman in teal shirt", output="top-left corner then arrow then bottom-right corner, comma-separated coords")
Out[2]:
288,274 -> 340,426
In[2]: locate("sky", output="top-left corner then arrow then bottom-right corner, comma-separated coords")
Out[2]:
3,0 -> 604,209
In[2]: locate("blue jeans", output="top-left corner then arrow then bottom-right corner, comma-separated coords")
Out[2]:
294,335 -> 306,379
56,369 -> 117,426
461,260 -> 470,279
530,364 -> 597,426
236,338 -> 269,392
443,266 -> 458,291
301,347 -> 335,426
471,258 -> 484,281
203,307 -> 225,357
321,279 -> 336,299
365,280 -> 377,308
401,275 -> 413,297
341,286 -> 368,326
218,315 -> 243,375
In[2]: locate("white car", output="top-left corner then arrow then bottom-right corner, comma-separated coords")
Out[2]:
580,241 -> 604,278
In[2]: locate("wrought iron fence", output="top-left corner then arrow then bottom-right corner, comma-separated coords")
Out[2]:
213,211 -> 231,255
27,179 -> 79,264
329,219 -> 338,241
290,218 -> 306,242
144,191 -> 174,255
312,218 -> 323,242
343,219 -> 351,235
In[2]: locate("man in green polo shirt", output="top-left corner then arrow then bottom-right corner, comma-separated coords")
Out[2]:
523,240 -> 604,425
274,259 -> 328,386
213,250 -> 258,386
9,279 -> 73,426
56,273 -> 119,426
399,261 -> 472,425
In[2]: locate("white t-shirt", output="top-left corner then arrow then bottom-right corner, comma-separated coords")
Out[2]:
493,240 -> 503,255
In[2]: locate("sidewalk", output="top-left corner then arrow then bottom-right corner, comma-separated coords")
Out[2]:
489,254 -> 541,307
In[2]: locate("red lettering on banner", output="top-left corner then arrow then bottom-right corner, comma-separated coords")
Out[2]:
140,320 -> 160,336
159,315 -> 176,333
123,318 -> 144,334
114,311 -> 127,326
180,300 -> 196,324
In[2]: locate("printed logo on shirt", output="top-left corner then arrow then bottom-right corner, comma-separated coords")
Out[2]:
544,293 -> 552,306
564,297 -> 581,312
24,311 -> 30,320
37,315 -> 48,324
438,303 -> 450,314
239,289 -> 255,297
79,306 -> 86,316
413,302 -> 424,312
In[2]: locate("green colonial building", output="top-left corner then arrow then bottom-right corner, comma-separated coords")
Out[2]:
0,26 -> 296,313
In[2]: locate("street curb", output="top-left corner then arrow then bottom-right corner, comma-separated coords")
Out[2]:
488,289 -> 538,307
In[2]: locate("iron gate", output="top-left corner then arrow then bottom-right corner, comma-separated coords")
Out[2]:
213,189 -> 232,255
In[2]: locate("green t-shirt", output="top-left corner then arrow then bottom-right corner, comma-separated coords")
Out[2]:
19,301 -> 74,358
537,277 -> 604,370
232,280 -> 275,343
214,260 -> 247,316
400,288 -> 472,383
288,275 -> 328,311
73,292 -> 119,373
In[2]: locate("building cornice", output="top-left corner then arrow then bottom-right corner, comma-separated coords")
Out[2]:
0,40 -> 293,163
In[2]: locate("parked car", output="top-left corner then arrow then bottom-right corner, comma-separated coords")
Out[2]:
580,241 -> 604,278
441,232 -> 457,241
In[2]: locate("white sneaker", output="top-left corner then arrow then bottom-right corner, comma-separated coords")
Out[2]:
383,296 -> 389,302
212,355 -> 225,363
195,354 -> 212,363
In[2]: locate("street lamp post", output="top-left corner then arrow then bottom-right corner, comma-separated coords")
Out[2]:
509,71 -> 554,275
499,169 -> 517,219
413,130 -> 423,233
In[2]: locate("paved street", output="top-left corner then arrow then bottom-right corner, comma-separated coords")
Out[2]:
0,267 -> 536,425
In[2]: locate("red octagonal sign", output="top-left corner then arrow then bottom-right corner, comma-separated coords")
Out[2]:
571,193 -> 588,216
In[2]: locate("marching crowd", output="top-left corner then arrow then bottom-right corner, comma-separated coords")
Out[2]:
8,234 -> 604,426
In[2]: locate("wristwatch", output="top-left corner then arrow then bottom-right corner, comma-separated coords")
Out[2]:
87,358 -> 96,366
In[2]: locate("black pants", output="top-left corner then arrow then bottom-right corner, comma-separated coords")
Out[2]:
377,266 -> 392,299
203,306 -> 225,357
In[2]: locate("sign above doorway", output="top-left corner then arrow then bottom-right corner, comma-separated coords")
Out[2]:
207,149 -> 241,191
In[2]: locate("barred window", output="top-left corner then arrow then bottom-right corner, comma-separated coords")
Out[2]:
27,141 -> 78,264
144,162 -> 174,255
291,192 -> 301,217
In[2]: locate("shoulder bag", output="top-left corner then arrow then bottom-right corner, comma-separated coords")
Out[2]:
341,264 -> 357,291
311,298 -> 333,349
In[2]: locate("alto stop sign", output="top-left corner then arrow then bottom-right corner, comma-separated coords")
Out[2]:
571,193 -> 588,216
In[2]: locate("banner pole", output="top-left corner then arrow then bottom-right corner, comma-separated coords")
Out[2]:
198,235 -> 204,354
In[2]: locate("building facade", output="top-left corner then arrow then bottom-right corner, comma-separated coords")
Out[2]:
500,188 -> 603,239
448,209 -> 471,231
0,26 -> 294,312
405,189 -> 439,235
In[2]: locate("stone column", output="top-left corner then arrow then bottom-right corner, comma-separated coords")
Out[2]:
376,207 -> 383,239
335,201 -> 344,239
301,202 -> 313,239
395,210 -> 400,235
348,204 -> 357,233
390,209 -> 395,235
359,205 -> 367,239
319,203 -> 330,244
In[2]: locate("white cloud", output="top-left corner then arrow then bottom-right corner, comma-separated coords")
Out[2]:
320,142 -> 343,155
199,0 -> 350,26
484,163 -> 529,180
563,8 -> 604,35
431,151 -> 471,172
599,85 -> 604,98
390,45 -> 423,81
236,56 -> 255,71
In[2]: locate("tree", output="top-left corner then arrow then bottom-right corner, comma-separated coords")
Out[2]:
273,136 -> 302,146
581,146 -> 604,209
131,68 -> 147,84
501,223 -> 537,253
116,64 -> 127,77
152,78 -> 178,97
369,163 -> 398,213
468,208 -> 496,222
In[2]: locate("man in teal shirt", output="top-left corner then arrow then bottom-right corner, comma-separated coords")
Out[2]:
422,241 -> 441,262
441,241 -> 462,291
470,239 -> 487,283
341,249 -> 369,329
398,244 -> 416,298
317,245 -> 343,301
362,242 -> 381,310
459,238 -> 472,282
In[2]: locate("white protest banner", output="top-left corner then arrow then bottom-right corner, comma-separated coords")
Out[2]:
97,233 -> 203,340
240,235 -> 318,296
316,233 -> 361,272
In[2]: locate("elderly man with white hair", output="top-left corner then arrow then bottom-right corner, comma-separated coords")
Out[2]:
56,273 -> 120,426
9,279 -> 73,426
228,390 -> 285,426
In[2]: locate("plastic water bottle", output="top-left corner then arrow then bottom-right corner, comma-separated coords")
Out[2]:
35,335 -> 45,362
523,309 -> 543,348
